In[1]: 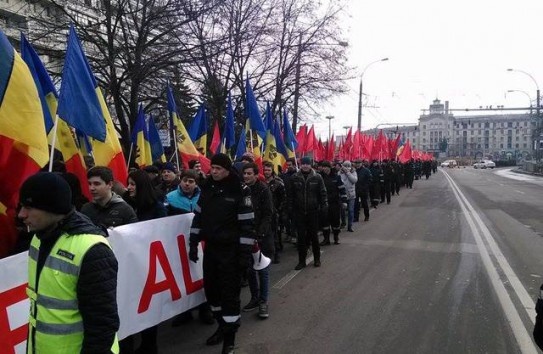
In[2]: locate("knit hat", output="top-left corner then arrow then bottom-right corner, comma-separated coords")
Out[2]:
300,157 -> 312,165
342,160 -> 352,168
162,162 -> 176,173
210,153 -> 232,170
19,172 -> 73,215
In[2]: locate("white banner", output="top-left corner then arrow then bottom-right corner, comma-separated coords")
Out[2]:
0,214 -> 204,353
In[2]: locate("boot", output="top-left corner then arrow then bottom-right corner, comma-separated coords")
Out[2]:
333,231 -> 340,245
295,249 -> 307,270
206,317 -> 224,345
222,332 -> 236,354
198,304 -> 215,325
319,230 -> 331,246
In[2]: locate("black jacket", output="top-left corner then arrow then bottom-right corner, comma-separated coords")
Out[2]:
248,181 -> 273,239
189,170 -> 256,246
288,169 -> 328,214
321,170 -> 347,205
33,211 -> 119,354
266,176 -> 286,216
81,193 -> 138,228
355,166 -> 373,193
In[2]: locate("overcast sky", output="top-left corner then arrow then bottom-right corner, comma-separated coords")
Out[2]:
311,0 -> 543,139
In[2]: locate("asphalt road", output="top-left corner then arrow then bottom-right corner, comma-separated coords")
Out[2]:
154,167 -> 543,354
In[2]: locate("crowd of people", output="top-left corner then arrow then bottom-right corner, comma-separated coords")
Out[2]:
13,152 -> 439,354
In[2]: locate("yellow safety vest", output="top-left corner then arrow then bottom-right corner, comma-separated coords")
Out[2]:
27,233 -> 119,354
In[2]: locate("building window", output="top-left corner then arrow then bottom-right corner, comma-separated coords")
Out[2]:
508,130 -> 512,136
485,144 -> 489,149
485,122 -> 490,128
423,125 -> 426,129
508,122 -> 513,128
478,130 -> 481,134
500,143 -> 503,148
524,143 -> 527,148
515,143 -> 519,148
525,122 -> 528,127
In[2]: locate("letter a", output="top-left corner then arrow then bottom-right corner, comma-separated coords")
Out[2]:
138,241 -> 181,313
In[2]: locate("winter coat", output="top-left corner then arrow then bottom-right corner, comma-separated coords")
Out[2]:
248,180 -> 274,255
288,169 -> 328,214
321,170 -> 347,205
355,166 -> 373,194
189,170 -> 256,246
339,168 -> 358,200
166,186 -> 201,215
81,193 -> 138,228
32,211 -> 119,353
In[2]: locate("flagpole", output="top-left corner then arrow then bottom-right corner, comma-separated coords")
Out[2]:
48,115 -> 61,172
291,142 -> 299,169
172,128 -> 180,169
126,144 -> 134,170
249,128 -> 255,153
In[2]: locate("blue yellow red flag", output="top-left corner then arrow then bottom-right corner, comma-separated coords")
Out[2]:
188,104 -> 208,155
0,30 -> 48,257
221,92 -> 236,153
131,105 -> 153,167
148,114 -> 166,163
283,108 -> 298,157
57,25 -> 106,142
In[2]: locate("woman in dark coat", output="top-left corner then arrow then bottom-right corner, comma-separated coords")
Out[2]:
124,170 -> 167,354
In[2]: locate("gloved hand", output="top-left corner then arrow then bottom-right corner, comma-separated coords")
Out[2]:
189,244 -> 199,263
239,245 -> 253,270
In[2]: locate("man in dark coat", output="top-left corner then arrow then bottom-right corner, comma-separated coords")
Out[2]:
263,161 -> 286,263
19,172 -> 119,354
319,161 -> 346,245
188,154 -> 256,354
288,156 -> 328,270
354,159 -> 372,221
242,162 -> 273,319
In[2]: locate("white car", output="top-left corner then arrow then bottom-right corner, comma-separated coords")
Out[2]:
473,160 -> 496,169
440,160 -> 457,168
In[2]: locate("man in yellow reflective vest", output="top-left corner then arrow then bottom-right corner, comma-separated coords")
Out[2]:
18,172 -> 119,354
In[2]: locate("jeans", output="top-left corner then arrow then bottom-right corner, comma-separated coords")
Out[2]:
247,265 -> 270,302
347,199 -> 355,229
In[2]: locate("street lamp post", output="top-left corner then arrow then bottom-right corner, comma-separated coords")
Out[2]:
507,68 -> 540,162
357,58 -> 389,131
325,115 -> 334,142
506,89 -> 533,113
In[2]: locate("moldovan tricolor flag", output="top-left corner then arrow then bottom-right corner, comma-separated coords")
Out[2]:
188,104 -> 208,155
167,83 -> 210,172
148,114 -> 166,163
20,33 -> 90,200
131,105 -> 153,168
57,25 -> 127,183
0,30 -> 49,257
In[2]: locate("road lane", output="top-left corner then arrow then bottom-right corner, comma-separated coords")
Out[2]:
158,169 -> 533,353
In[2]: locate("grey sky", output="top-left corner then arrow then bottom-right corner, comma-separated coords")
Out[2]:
312,0 -> 543,139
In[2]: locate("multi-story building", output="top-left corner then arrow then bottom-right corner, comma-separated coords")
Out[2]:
366,99 -> 535,161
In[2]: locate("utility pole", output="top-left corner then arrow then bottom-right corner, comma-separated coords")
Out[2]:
326,115 -> 334,142
292,36 -> 302,133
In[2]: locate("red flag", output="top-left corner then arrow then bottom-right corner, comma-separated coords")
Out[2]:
363,135 -> 373,161
352,130 -> 362,160
306,125 -> 316,153
371,130 -> 386,161
210,120 -> 221,155
338,140 -> 344,160
295,124 -> 307,154
315,138 -> 325,161
399,140 -> 412,163
326,135 -> 335,161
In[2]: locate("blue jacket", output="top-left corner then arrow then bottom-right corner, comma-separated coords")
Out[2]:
166,186 -> 201,215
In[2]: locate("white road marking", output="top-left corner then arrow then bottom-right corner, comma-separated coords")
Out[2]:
272,253 -> 315,289
515,190 -> 526,195
443,170 -> 538,353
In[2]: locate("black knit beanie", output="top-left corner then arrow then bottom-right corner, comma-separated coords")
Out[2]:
19,172 -> 73,215
210,153 -> 232,170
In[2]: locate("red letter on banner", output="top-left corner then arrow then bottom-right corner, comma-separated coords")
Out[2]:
0,284 -> 28,354
177,234 -> 203,295
138,241 -> 181,313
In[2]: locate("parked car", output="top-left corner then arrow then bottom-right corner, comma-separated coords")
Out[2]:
473,160 -> 496,169
440,160 -> 457,168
